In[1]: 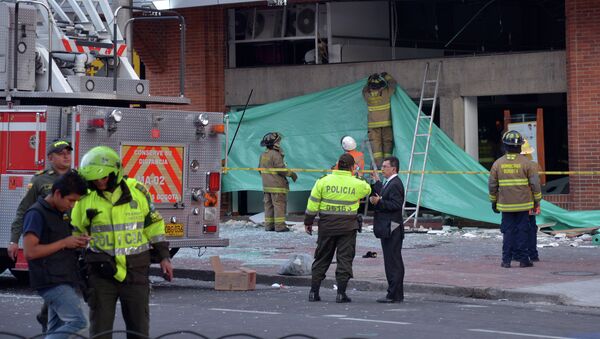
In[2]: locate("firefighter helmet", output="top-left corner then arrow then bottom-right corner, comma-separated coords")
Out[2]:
502,130 -> 524,146
341,136 -> 357,151
521,139 -> 535,155
260,132 -> 281,148
367,73 -> 386,90
78,146 -> 123,183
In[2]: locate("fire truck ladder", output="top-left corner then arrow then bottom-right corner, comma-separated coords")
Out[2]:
402,61 -> 441,229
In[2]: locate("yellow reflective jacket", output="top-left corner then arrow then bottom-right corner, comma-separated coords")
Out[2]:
72,178 -> 169,282
259,148 -> 293,194
362,75 -> 397,128
304,170 -> 371,235
488,153 -> 542,212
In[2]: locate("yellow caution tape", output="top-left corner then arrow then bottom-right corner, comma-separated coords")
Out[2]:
223,167 -> 600,176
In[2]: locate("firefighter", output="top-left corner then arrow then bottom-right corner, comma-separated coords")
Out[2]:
489,131 -> 542,268
340,136 -> 365,175
259,132 -> 298,232
7,138 -> 73,332
362,72 -> 397,166
71,146 -> 174,339
305,153 -> 371,303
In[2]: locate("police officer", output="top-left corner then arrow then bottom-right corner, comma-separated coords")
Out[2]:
7,138 -> 73,332
259,132 -> 297,232
71,146 -> 174,339
489,131 -> 542,268
305,153 -> 371,303
362,72 -> 397,166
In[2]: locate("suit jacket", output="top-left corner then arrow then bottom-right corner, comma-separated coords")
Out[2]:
372,176 -> 405,239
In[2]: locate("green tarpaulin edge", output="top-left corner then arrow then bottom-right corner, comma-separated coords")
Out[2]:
224,80 -> 600,229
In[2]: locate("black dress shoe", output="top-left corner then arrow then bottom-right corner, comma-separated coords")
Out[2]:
377,297 -> 403,303
520,261 -> 534,267
336,293 -> 352,303
501,262 -> 511,268
308,291 -> 321,302
531,257 -> 540,262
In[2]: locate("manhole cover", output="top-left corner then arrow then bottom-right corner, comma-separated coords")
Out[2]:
552,271 -> 598,276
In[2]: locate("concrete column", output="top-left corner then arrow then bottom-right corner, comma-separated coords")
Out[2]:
440,95 -> 465,149
464,96 -> 478,160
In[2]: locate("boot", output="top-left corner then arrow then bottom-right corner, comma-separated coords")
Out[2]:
336,281 -> 351,303
308,281 -> 321,302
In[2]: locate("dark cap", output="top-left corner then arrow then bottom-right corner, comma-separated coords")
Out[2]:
47,139 -> 73,155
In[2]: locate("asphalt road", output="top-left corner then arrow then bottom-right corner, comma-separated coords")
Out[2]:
1,275 -> 600,339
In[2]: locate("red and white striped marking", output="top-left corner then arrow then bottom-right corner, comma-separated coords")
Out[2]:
61,38 -> 127,57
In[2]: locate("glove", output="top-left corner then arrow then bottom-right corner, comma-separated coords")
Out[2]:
290,172 -> 298,182
492,202 -> 500,214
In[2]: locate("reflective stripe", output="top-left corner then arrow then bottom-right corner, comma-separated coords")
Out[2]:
498,179 -> 529,187
89,243 -> 151,256
261,170 -> 278,174
150,235 -> 166,243
497,202 -> 534,211
305,210 -> 317,216
320,197 -> 357,206
264,187 -> 289,193
91,223 -> 142,233
368,103 -> 391,111
265,217 -> 275,222
318,211 -> 357,216
373,151 -> 384,158
368,120 -> 392,128
273,217 -> 286,222
489,195 -> 497,202
533,193 -> 542,200
309,196 -> 320,203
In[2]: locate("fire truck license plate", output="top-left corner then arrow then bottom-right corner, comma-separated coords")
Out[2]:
165,223 -> 184,237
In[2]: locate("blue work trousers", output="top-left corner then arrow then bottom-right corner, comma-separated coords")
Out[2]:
501,211 -> 530,264
38,283 -> 88,339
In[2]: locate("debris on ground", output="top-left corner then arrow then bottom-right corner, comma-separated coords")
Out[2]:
277,254 -> 312,276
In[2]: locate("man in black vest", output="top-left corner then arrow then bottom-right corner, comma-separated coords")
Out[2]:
23,171 -> 90,337
370,156 -> 405,303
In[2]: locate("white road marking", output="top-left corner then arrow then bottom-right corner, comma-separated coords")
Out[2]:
323,314 -> 347,318
0,294 -> 41,300
209,308 -> 281,315
458,305 -> 489,308
341,317 -> 411,325
469,329 -> 575,339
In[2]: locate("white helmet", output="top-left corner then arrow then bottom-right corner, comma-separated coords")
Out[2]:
341,136 -> 357,151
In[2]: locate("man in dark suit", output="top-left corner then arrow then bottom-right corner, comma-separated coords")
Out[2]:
369,156 -> 405,303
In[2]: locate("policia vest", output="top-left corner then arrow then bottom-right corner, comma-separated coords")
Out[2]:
305,170 -> 372,236
72,178 -> 169,284
27,198 -> 80,290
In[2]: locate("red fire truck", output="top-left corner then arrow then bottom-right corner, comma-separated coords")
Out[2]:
0,0 -> 228,280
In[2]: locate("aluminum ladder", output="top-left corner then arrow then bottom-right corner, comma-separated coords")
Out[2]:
402,61 -> 441,229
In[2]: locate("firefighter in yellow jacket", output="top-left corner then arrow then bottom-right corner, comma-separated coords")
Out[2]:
362,72 -> 397,166
71,146 -> 173,339
305,153 -> 371,303
259,132 -> 297,232
488,131 -> 542,269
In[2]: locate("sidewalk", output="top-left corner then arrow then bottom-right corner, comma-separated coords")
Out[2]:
164,219 -> 600,308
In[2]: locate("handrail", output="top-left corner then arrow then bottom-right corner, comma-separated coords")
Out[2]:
113,6 -> 186,96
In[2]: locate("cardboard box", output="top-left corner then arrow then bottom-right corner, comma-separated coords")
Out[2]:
210,256 -> 256,291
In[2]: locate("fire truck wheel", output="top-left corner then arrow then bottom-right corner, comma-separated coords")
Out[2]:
169,248 -> 180,258
10,269 -> 29,284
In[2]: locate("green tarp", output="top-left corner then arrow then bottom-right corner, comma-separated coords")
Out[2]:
224,80 -> 600,229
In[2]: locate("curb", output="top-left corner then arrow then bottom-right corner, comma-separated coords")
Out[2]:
150,268 -> 567,306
